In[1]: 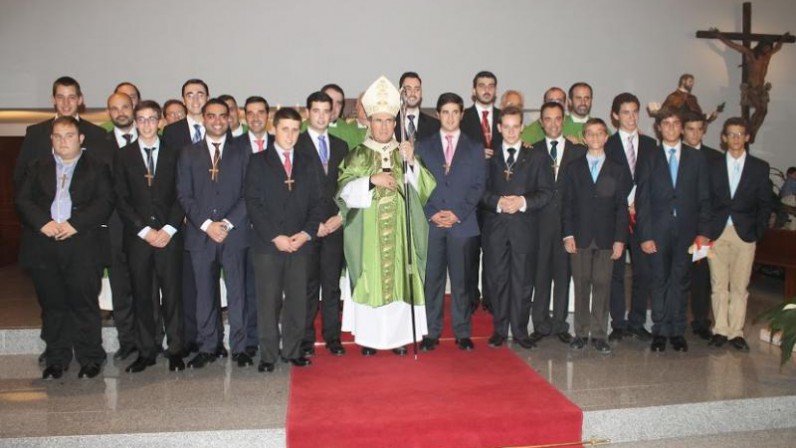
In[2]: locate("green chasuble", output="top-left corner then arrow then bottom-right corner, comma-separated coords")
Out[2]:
336,138 -> 436,308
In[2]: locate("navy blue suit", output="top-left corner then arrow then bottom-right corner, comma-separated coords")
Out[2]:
177,138 -> 251,354
604,132 -> 657,332
636,144 -> 711,338
416,131 -> 486,339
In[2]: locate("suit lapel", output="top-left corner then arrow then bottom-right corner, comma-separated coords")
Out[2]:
41,156 -> 57,200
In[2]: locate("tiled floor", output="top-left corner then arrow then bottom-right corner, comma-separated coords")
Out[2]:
0,264 -> 794,445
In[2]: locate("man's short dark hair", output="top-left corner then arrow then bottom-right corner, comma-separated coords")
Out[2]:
273,107 -> 302,126
244,96 -> 270,111
722,117 -> 749,136
52,76 -> 82,97
217,94 -> 237,106
568,82 -> 592,99
399,71 -> 421,87
135,100 -> 162,119
583,117 -> 609,136
163,99 -> 186,114
52,115 -> 81,132
115,82 -> 141,99
436,92 -> 464,113
682,112 -> 705,126
472,71 -> 497,88
540,101 -> 565,116
202,98 -> 229,115
611,92 -> 640,115
654,106 -> 682,126
182,78 -> 209,97
678,73 -> 694,86
306,91 -> 333,109
500,106 -> 524,125
321,83 -> 345,100
786,167 -> 796,176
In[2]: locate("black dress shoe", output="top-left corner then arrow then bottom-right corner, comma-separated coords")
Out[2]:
529,331 -> 546,343
729,337 -> 750,352
608,328 -> 626,342
488,334 -> 506,348
650,335 -> 667,352
361,347 -> 377,356
233,353 -> 254,367
419,337 -> 439,352
557,332 -> 574,344
569,337 -> 587,350
708,334 -> 728,348
301,344 -> 316,357
592,338 -> 612,353
670,336 -> 689,352
187,352 -> 216,369
113,346 -> 137,361
125,356 -> 156,373
628,327 -> 653,342
693,328 -> 713,341
514,337 -> 537,350
245,346 -> 258,358
288,356 -> 312,367
78,363 -> 102,379
42,364 -> 66,380
168,355 -> 185,372
456,338 -> 475,351
215,344 -> 228,358
326,340 -> 346,356
392,346 -> 408,356
258,361 -> 275,373
181,342 -> 199,358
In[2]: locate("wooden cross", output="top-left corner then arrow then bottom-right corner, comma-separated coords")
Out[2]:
144,171 -> 154,187
696,2 -> 793,144
208,165 -> 219,182
60,173 -> 68,189
284,178 -> 295,191
443,164 -> 450,176
504,167 -> 513,181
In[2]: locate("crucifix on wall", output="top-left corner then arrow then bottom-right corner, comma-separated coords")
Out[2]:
696,2 -> 793,144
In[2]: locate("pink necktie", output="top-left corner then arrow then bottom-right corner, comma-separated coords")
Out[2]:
445,134 -> 454,167
283,151 -> 292,177
256,139 -> 264,152
626,136 -> 637,177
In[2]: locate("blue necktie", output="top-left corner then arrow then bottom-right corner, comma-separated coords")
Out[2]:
730,160 -> 741,198
318,134 -> 329,171
590,159 -> 599,182
550,140 -> 558,161
192,124 -> 202,144
668,148 -> 678,188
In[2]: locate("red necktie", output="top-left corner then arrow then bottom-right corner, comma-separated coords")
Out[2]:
481,110 -> 492,149
283,151 -> 292,177
256,139 -> 264,152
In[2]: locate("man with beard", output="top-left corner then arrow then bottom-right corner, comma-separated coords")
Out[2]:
102,82 -> 141,131
656,74 -> 718,125
337,76 -> 436,356
394,72 -> 440,141
461,71 -> 501,313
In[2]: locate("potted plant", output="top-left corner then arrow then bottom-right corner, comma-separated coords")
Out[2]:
756,300 -> 796,367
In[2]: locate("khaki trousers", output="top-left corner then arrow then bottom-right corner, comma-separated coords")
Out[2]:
708,226 -> 756,339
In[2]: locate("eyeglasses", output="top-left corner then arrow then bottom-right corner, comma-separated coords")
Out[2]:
135,116 -> 159,124
724,132 -> 746,138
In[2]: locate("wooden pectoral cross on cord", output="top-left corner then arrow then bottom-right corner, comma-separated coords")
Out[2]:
60,173 -> 68,189
208,166 -> 219,182
443,164 -> 450,175
504,167 -> 513,181
144,171 -> 154,187
284,178 -> 295,191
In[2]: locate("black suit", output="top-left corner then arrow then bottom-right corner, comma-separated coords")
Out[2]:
461,105 -> 501,310
245,145 -> 324,363
294,131 -> 349,348
690,145 -> 723,333
707,152 -> 771,243
531,139 -> 586,336
114,140 -> 184,359
604,132 -> 657,332
481,144 -> 553,340
636,144 -> 711,338
15,152 -> 114,368
394,111 -> 440,141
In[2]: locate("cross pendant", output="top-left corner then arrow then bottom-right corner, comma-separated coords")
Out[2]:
443,163 -> 450,175
504,167 -> 513,181
60,173 -> 68,189
144,171 -> 154,187
208,166 -> 219,182
284,178 -> 295,191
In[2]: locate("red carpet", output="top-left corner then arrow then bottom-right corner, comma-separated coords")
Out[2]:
287,344 -> 583,448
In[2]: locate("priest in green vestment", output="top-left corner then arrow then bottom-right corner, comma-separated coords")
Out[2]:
336,76 -> 436,354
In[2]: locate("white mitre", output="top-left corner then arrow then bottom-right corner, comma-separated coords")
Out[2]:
362,76 -> 400,117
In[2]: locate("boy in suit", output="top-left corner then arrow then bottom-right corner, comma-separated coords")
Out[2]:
245,108 -> 324,372
562,118 -> 629,353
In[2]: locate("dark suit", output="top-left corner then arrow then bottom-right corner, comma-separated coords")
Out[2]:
690,145 -> 723,333
162,118 -> 200,151
394,111 -> 440,141
461,105 -> 501,310
636,144 -> 711,338
177,138 -> 250,355
562,155 -> 629,339
481,144 -> 553,340
416,131 -> 486,339
294,131 -> 348,348
245,145 -> 323,364
15,152 -> 113,367
707,152 -> 770,243
114,140 -> 184,359
604,132 -> 657,332
531,139 -> 586,336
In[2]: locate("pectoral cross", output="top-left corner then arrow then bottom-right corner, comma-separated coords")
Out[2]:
284,178 -> 295,191
144,171 -> 154,187
504,167 -> 513,181
60,173 -> 68,189
208,165 -> 219,182
443,163 -> 450,175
